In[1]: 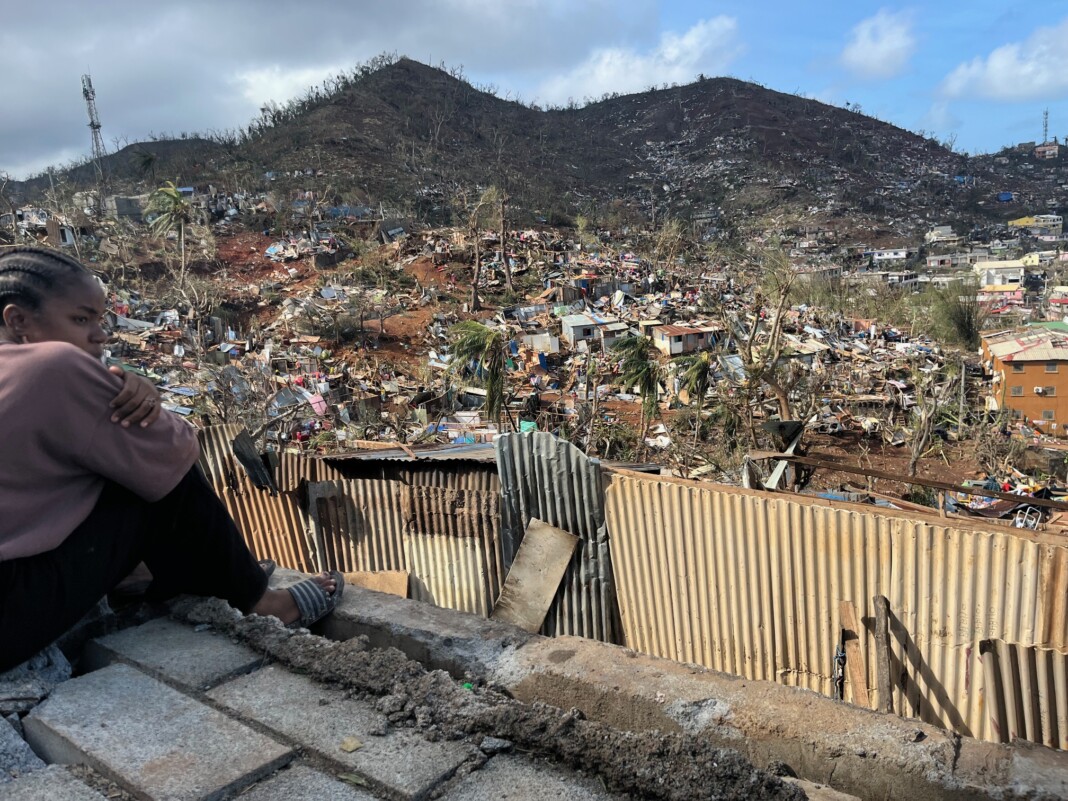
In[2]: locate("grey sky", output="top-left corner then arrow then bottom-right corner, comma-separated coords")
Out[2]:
1,0 -> 652,178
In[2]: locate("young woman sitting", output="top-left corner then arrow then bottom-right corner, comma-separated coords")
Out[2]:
0,246 -> 343,672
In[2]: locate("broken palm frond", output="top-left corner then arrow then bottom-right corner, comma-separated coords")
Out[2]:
613,335 -> 661,424
448,320 -> 506,424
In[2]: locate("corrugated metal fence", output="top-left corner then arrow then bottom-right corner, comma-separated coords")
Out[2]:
199,426 -> 1068,748
602,468 -> 1068,747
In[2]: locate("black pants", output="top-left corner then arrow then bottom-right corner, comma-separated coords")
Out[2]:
0,467 -> 268,672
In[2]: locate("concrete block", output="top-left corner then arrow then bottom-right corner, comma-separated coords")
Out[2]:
209,666 -> 476,800
439,755 -> 618,800
2,765 -> 107,801
83,617 -> 264,689
1,715 -> 45,782
23,663 -> 293,801
268,568 -> 532,681
240,764 -> 376,801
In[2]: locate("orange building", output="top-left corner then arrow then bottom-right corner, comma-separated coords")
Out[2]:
982,329 -> 1068,436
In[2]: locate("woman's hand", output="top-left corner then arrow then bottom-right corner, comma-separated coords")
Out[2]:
108,366 -> 161,428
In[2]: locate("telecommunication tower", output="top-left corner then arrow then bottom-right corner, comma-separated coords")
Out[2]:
1043,108 -> 1049,144
81,73 -> 107,213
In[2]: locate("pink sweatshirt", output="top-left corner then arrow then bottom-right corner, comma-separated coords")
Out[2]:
0,341 -> 200,560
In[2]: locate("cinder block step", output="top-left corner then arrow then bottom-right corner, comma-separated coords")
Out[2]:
209,666 -> 477,800
439,755 -> 621,800
83,617 -> 264,690
241,764 -> 376,801
2,764 -> 108,801
23,663 -> 293,801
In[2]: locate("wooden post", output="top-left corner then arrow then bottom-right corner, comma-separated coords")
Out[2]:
839,600 -> 871,708
958,358 -> 967,438
872,595 -> 894,713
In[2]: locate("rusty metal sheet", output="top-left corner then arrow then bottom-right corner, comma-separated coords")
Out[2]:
602,468 -> 1068,747
307,480 -> 504,616
399,465 -> 501,492
306,479 -> 407,574
495,432 -> 622,644
197,426 -> 315,572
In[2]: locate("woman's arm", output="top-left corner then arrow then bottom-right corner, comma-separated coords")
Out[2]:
107,367 -> 162,428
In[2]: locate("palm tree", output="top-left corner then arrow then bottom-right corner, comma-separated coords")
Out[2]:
449,320 -> 509,428
677,350 -> 716,455
613,335 -> 662,443
149,180 -> 193,290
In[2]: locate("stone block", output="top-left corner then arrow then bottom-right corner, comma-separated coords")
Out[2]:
240,764 -> 376,801
1,715 -> 45,783
209,666 -> 475,800
23,663 -> 293,801
83,617 -> 264,689
2,765 -> 107,801
439,755 -> 618,800
0,643 -> 71,715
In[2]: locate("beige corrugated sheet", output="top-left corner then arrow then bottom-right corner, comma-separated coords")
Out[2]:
603,468 -> 1068,746
307,480 -> 503,614
981,639 -> 1068,749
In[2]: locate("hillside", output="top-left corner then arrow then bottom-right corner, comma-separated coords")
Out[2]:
8,58 -> 1051,237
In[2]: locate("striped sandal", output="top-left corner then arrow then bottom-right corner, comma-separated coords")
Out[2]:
286,571 -> 345,628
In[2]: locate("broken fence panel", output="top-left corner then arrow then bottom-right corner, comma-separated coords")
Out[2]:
495,432 -> 623,644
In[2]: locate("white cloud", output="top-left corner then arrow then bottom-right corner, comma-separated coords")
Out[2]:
536,17 -> 742,105
921,101 -> 958,132
942,17 -> 1068,100
233,64 -> 346,107
840,9 -> 916,80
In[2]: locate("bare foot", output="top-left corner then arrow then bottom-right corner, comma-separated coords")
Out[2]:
250,572 -> 337,625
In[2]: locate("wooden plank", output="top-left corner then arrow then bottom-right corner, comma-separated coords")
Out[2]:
341,570 -> 409,598
872,595 -> 893,713
491,518 -> 579,632
749,452 -> 1068,512
839,600 -> 871,709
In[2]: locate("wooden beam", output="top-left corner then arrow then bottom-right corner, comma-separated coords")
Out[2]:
749,452 -> 1068,513
839,600 -> 871,709
872,595 -> 893,714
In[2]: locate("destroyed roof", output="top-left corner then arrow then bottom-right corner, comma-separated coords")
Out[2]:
653,323 -> 720,336
986,330 -> 1068,362
319,441 -> 498,463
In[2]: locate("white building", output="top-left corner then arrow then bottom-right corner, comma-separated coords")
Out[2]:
973,260 -> 1025,287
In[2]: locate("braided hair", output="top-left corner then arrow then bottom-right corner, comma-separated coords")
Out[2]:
0,247 -> 94,324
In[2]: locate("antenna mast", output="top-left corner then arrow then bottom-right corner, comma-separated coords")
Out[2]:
81,73 -> 107,215
1043,108 -> 1049,144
